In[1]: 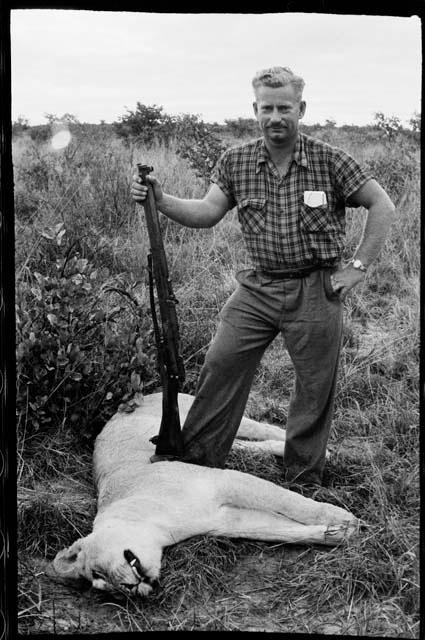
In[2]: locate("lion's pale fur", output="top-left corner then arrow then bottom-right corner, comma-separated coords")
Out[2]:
53,393 -> 357,597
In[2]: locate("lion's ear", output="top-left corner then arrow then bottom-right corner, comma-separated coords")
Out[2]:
52,538 -> 86,578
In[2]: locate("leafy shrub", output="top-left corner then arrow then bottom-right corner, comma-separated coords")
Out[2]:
409,111 -> 420,134
114,103 -> 175,146
14,185 -> 41,223
28,124 -> 51,143
12,116 -> 30,137
174,113 -> 227,185
16,225 -> 157,442
373,112 -> 403,140
114,103 -> 228,186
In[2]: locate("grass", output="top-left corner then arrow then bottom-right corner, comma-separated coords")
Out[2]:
14,123 -> 420,635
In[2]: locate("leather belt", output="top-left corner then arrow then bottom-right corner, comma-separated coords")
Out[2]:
256,264 -> 335,280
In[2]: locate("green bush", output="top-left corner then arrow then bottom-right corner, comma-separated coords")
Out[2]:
173,113 -> 228,185
16,225 -> 157,442
114,103 -> 175,146
114,104 -> 227,186
373,112 -> 403,140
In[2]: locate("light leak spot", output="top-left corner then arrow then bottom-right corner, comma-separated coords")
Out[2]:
51,129 -> 72,150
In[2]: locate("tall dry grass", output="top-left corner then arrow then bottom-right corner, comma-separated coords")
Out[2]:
14,124 -> 420,635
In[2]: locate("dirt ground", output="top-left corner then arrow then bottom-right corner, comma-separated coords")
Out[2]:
18,499 -> 408,637
18,550 -> 346,634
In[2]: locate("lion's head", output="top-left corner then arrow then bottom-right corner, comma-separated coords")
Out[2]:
52,526 -> 162,597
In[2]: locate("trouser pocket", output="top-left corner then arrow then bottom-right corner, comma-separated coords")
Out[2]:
323,269 -> 342,302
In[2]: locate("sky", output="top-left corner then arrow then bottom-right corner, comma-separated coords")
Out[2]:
10,10 -> 422,127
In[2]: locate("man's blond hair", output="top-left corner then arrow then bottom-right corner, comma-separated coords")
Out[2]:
252,67 -> 305,100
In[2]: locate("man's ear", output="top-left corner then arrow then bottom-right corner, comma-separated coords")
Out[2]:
52,538 -> 86,578
299,100 -> 306,120
253,101 -> 258,118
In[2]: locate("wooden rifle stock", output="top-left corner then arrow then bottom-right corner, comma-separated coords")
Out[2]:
137,164 -> 185,462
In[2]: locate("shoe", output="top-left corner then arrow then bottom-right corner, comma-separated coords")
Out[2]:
282,468 -> 323,498
283,468 -> 322,485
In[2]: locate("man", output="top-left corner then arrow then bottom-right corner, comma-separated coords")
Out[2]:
131,66 -> 394,486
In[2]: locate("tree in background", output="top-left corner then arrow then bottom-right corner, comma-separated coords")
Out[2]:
408,111 -> 420,134
113,103 -> 174,146
374,112 -> 403,140
324,118 -> 337,128
12,115 -> 30,136
173,113 -> 227,185
114,104 -> 227,184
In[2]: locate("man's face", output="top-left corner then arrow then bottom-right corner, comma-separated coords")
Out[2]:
253,84 -> 306,146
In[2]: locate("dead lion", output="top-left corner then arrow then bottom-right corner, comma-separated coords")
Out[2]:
52,392 -> 357,597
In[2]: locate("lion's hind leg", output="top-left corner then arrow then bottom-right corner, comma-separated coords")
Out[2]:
219,469 -> 357,529
236,416 -> 286,442
232,438 -> 285,456
234,415 -> 286,458
211,506 -> 351,546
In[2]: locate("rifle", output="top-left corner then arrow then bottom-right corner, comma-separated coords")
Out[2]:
137,164 -> 185,462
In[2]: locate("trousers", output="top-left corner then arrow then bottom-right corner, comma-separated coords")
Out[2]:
180,267 -> 343,484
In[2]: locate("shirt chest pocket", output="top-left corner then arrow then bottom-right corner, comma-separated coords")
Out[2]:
238,197 -> 267,234
299,203 -> 331,233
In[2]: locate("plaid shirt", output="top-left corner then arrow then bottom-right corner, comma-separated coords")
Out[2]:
211,133 -> 373,270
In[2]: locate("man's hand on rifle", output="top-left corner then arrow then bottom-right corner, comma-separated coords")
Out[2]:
130,166 -> 230,229
131,172 -> 164,205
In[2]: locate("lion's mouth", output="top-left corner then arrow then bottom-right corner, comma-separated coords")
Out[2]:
123,548 -> 159,593
90,549 -> 158,597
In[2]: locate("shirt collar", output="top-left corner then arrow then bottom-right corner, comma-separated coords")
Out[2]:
255,139 -> 269,173
293,134 -> 309,168
256,134 -> 309,173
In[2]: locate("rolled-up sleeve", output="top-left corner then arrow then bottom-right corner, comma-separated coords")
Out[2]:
210,151 -> 236,208
332,149 -> 373,205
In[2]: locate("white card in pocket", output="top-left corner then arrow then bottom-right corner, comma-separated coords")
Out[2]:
303,191 -> 327,207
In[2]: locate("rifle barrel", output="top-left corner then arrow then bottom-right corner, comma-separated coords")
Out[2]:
137,163 -> 184,460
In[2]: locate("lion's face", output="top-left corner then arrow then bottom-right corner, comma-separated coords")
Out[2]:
52,528 -> 161,597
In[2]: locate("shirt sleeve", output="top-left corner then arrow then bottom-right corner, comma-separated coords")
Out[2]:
332,148 -> 374,206
210,150 -> 236,208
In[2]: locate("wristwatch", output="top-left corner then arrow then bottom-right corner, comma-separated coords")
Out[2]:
350,258 -> 368,272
